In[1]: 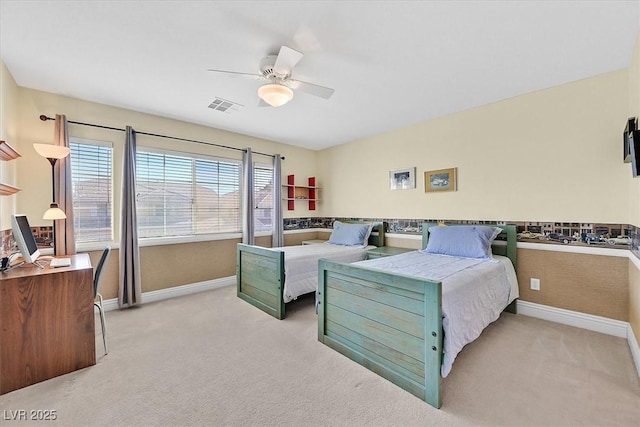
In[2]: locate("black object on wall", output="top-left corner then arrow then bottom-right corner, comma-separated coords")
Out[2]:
630,129 -> 640,178
624,117 -> 637,163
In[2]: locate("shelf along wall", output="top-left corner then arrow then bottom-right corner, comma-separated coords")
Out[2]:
284,175 -> 320,211
0,140 -> 21,196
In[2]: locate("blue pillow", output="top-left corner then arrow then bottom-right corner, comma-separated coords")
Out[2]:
328,221 -> 373,247
424,225 -> 502,259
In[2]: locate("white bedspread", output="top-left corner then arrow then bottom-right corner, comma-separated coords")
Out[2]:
277,243 -> 373,303
353,251 -> 518,377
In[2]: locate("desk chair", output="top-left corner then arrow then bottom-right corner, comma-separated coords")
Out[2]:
94,247 -> 111,355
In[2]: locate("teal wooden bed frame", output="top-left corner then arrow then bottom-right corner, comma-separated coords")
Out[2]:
237,222 -> 385,320
317,223 -> 517,409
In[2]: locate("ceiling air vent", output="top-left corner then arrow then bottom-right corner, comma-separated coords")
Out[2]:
208,97 -> 243,113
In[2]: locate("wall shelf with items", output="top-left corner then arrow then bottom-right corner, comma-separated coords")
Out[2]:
0,140 -> 21,161
0,140 -> 21,196
0,183 -> 20,196
283,175 -> 321,210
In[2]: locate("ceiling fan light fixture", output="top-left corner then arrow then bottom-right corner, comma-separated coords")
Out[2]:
258,83 -> 293,107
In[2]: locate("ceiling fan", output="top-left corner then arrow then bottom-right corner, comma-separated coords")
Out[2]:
208,46 -> 334,107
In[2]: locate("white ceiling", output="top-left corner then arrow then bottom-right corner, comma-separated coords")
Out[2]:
1,1 -> 639,150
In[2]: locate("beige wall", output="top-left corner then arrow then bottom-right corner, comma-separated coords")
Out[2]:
318,70 -> 629,223
517,249 -> 628,321
0,61 -> 20,231
628,32 -> 640,346
631,259 -> 640,343
90,239 -> 240,300
629,32 -> 640,228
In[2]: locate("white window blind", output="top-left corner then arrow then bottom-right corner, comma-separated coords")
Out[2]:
254,165 -> 273,232
69,139 -> 113,243
136,149 -> 241,238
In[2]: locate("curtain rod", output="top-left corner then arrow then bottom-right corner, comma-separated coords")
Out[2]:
39,115 -> 283,160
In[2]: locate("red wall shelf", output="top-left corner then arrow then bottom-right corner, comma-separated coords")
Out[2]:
283,174 -> 320,211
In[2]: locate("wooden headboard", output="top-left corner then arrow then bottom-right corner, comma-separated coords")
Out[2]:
369,221 -> 386,247
421,222 -> 517,267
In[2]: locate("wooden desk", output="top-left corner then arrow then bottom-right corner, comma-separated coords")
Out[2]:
0,254 -> 95,394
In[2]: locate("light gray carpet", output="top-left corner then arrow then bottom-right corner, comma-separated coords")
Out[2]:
1,284 -> 639,426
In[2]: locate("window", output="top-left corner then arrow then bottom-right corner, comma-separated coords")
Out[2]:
136,149 -> 241,238
69,139 -> 113,243
254,164 -> 274,232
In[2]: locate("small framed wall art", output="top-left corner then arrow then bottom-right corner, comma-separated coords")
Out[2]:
425,167 -> 457,193
389,167 -> 416,190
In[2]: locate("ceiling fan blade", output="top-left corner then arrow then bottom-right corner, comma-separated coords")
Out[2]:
273,46 -> 304,75
287,79 -> 335,100
207,69 -> 262,80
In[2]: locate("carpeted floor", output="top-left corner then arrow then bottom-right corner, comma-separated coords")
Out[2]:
1,284 -> 639,426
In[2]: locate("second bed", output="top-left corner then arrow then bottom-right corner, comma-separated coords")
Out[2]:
317,223 -> 518,409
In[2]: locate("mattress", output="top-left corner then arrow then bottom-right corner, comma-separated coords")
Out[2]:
277,243 -> 374,303
353,251 -> 519,377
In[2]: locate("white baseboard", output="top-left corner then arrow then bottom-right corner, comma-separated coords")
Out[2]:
101,276 -> 236,312
628,323 -> 640,380
517,300 -> 640,378
516,300 -> 628,337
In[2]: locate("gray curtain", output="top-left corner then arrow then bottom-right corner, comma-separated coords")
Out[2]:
53,114 -> 76,255
272,154 -> 284,247
118,126 -> 142,308
242,148 -> 254,245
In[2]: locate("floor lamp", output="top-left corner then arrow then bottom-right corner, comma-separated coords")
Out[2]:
34,143 -> 70,256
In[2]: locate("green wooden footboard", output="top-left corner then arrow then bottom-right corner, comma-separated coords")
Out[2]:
237,243 -> 286,319
317,259 -> 443,409
237,222 -> 386,320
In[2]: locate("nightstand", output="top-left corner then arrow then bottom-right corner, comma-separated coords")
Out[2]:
301,239 -> 328,245
366,246 -> 414,259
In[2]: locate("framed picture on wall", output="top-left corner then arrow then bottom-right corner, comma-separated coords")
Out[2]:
389,167 -> 416,190
425,167 -> 457,192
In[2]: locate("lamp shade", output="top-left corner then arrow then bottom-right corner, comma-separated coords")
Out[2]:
34,143 -> 70,159
43,203 -> 67,220
258,83 -> 293,107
